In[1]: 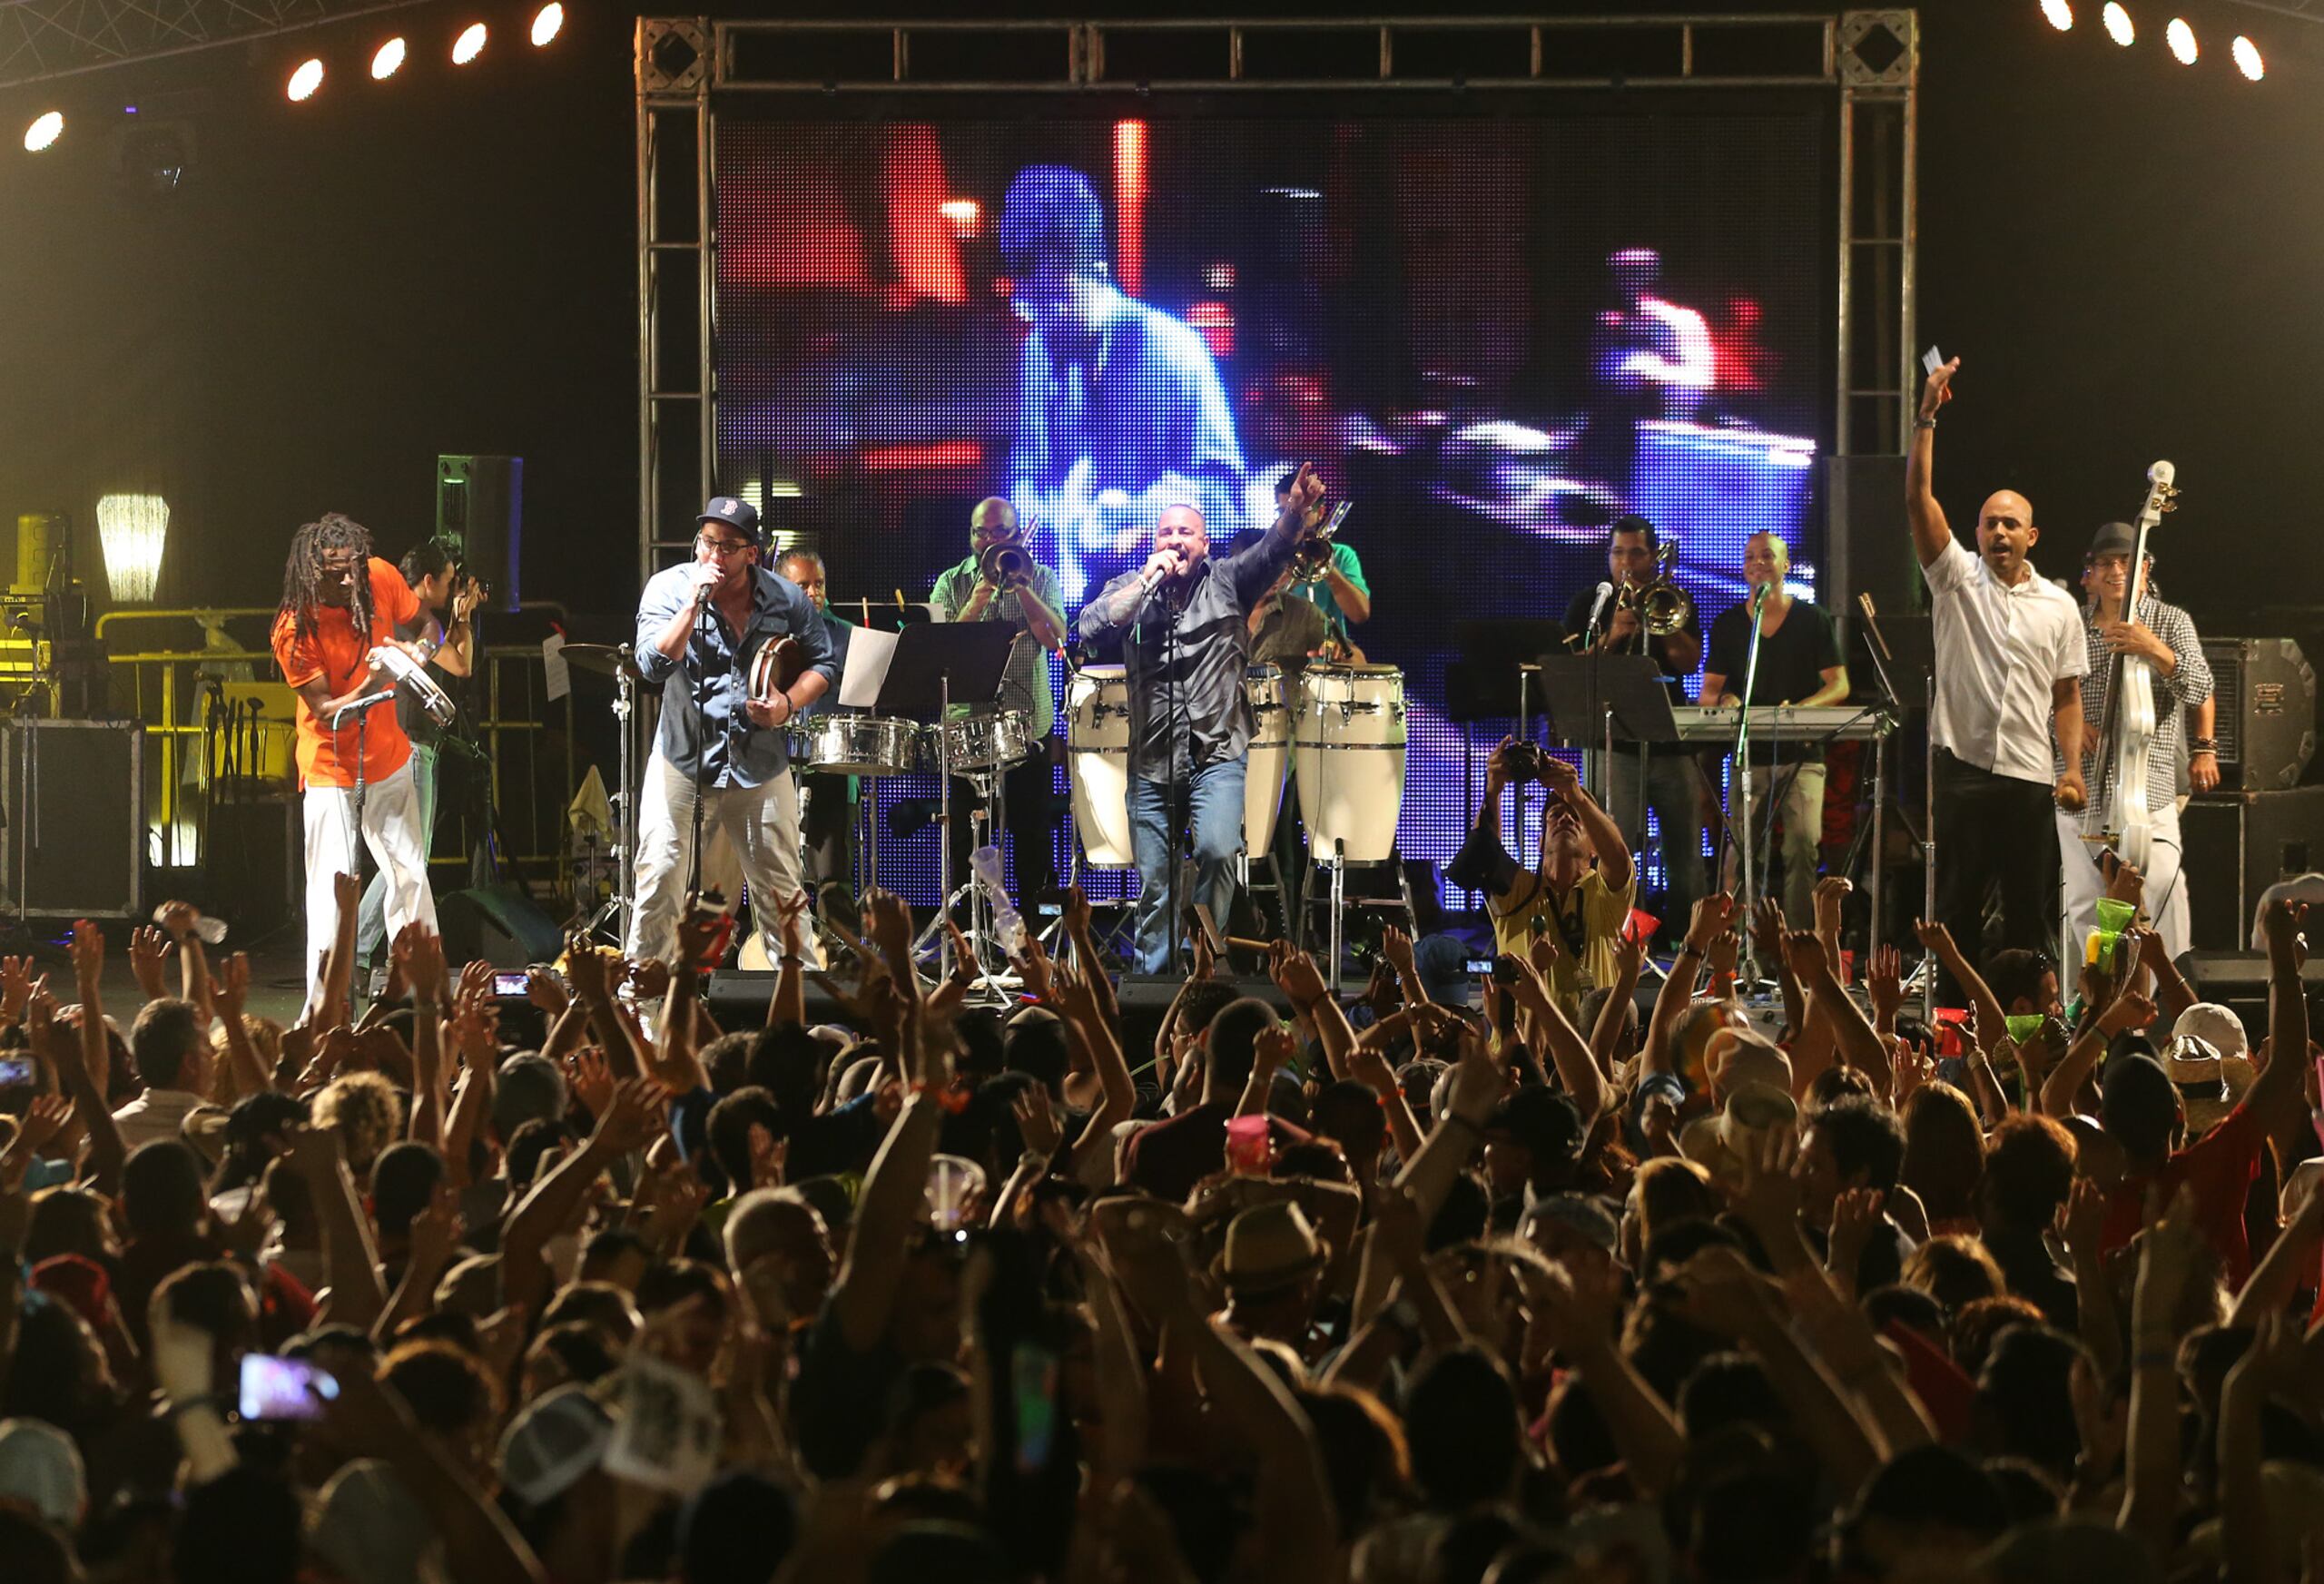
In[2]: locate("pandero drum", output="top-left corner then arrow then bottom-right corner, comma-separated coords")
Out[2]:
786,714 -> 923,777
933,710 -> 1033,773
1243,664 -> 1292,857
1294,664 -> 1406,864
1066,665 -> 1135,867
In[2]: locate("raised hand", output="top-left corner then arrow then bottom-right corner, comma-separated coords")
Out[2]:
864,888 -> 918,989
128,927 -> 170,998
1919,354 -> 1959,420
1827,1187 -> 1885,1287
1485,735 -> 1528,792
0,957 -> 31,1024
1445,1023 -> 1508,1125
1535,750 -> 1581,800
1279,461 -> 1325,519
1784,929 -> 1833,983
68,920 -> 102,989
1748,899 -> 1789,965
1062,884 -> 1093,940
1011,930 -> 1056,1000
1911,917 -> 1955,958
392,923 -> 448,1006
1812,876 -> 1852,931
775,889 -> 812,955
1686,892 -> 1738,951
1267,940 -> 1329,1009
1251,1022 -> 1296,1090
564,934 -> 611,1006
592,1076 -> 670,1156
332,871 -> 360,920
566,1047 -> 615,1121
1867,944 -> 1905,1027
525,966 -> 568,1017
1010,1082 -> 1064,1157
14,1094 -> 72,1156
1382,924 -> 1418,981
2263,898 -> 2310,971
215,951 -> 251,1023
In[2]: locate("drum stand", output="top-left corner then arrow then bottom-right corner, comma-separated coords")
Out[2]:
583,653 -> 638,943
911,761 -> 1019,1007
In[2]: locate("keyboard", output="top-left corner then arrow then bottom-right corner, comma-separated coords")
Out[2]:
1669,704 -> 1898,743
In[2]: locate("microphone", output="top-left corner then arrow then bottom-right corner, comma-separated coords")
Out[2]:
331,689 -> 397,725
1585,580 -> 1615,635
687,564 -> 721,608
1751,582 -> 1771,616
1132,551 -> 1184,604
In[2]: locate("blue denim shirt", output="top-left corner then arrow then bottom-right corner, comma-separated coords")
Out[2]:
635,563 -> 839,788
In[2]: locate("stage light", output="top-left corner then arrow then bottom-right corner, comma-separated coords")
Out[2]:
2232,34 -> 2264,79
2042,0 -> 2073,31
452,22 -> 487,63
529,3 -> 562,46
2102,3 -> 2133,44
287,57 -> 324,101
2166,17 -> 2196,62
24,111 -> 62,152
97,494 -> 170,603
371,36 -> 406,78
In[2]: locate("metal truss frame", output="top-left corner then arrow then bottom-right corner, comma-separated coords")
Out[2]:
635,10 -> 1917,598
0,0 -> 437,88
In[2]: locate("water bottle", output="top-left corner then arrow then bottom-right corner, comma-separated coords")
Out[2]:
970,845 -> 1026,959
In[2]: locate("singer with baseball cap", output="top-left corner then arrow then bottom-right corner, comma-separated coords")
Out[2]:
629,496 -> 837,970
1076,464 -> 1322,972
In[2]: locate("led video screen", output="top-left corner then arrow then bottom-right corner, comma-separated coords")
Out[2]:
714,105 -> 1830,907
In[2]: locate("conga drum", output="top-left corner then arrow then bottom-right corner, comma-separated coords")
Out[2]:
1294,664 -> 1406,864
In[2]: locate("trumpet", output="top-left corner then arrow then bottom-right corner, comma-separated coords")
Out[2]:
1291,498 -> 1354,581
978,538 -> 1035,591
1614,539 -> 1693,636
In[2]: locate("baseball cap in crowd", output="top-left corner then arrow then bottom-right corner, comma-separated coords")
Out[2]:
700,497 -> 763,546
0,1418 -> 84,1530
497,1384 -> 615,1506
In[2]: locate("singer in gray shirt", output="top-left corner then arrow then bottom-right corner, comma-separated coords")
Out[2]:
1078,465 -> 1322,971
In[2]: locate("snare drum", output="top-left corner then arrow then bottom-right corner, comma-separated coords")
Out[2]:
1294,664 -> 1406,864
935,710 -> 1033,772
1243,664 -> 1292,856
786,714 -> 923,777
1066,665 -> 1134,867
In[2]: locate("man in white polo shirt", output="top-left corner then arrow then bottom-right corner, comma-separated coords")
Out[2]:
1906,356 -> 2088,1003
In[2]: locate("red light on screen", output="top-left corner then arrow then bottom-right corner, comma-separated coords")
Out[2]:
1114,120 -> 1147,299
1187,300 -> 1234,359
862,440 -> 983,473
885,123 -> 967,305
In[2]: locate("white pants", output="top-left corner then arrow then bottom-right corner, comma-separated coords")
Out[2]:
2055,797 -> 2189,967
628,754 -> 821,970
303,760 -> 437,1000
1721,762 -> 1828,928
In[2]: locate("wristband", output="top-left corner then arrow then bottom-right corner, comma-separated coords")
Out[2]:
2191,739 -> 2218,753
1914,415 -> 1937,430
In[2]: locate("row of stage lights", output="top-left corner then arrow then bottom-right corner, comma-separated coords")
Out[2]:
21,2 -> 565,152
2041,1 -> 2267,78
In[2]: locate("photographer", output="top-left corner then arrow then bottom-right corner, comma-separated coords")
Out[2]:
1446,737 -> 1636,1015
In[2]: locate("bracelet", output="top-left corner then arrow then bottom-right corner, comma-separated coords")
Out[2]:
777,952 -> 803,966
1914,415 -> 1937,430
2191,740 -> 2217,753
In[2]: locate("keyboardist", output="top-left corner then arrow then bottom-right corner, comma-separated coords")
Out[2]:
1699,530 -> 1849,923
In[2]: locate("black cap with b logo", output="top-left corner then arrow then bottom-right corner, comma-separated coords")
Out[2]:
698,497 -> 764,549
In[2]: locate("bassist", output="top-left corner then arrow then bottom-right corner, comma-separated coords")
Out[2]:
2054,520 -> 2211,962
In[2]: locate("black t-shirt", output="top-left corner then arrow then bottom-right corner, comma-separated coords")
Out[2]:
1703,598 -> 1843,766
1561,585 -> 1701,755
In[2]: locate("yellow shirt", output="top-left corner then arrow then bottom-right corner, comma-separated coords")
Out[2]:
1483,865 -> 1635,1018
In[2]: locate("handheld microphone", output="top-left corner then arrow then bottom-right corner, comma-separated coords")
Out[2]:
1585,580 -> 1615,635
1133,551 -> 1184,603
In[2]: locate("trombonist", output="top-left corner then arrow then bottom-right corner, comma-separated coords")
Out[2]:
930,497 -> 1068,906
1275,465 -> 1371,644
1561,513 -> 1708,949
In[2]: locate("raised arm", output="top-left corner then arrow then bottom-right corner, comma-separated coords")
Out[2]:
66,920 -> 111,1106
1538,753 -> 1632,895
2251,900 -> 2313,1149
1905,358 -> 1958,570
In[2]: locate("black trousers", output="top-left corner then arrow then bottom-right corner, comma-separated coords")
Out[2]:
1932,748 -> 2060,1004
947,753 -> 1059,909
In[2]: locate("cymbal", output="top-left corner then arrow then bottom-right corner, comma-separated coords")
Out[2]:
562,643 -> 640,680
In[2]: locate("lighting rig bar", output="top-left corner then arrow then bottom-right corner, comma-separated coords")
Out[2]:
0,0 -> 436,89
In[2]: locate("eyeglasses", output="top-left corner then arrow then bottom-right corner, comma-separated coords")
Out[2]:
696,535 -> 755,558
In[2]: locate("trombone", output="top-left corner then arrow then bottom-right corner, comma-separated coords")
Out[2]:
978,537 -> 1035,591
1614,538 -> 1693,635
1291,498 -> 1354,581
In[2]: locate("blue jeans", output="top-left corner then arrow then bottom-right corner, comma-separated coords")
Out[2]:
1128,758 -> 1246,974
357,743 -> 438,969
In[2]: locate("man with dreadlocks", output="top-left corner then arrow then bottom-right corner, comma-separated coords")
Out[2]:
269,512 -> 441,999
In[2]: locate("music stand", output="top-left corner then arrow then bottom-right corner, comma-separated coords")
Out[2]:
872,621 -> 1018,986
1535,654 -> 1681,918
1449,619 -> 1569,895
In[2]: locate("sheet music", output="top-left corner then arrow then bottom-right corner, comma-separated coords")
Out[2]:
838,625 -> 898,709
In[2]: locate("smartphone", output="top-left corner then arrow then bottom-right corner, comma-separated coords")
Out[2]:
1462,957 -> 1496,978
1034,900 -> 1063,919
0,1056 -> 34,1086
239,1353 -> 339,1422
1012,1344 -> 1060,1475
492,970 -> 529,998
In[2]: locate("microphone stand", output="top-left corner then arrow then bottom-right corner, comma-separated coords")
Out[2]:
1729,585 -> 1770,984
1852,594 -> 1919,1012
685,580 -> 717,913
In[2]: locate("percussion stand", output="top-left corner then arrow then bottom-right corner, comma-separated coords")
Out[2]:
584,652 -> 638,942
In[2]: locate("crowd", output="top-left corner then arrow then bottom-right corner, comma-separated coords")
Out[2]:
0,856 -> 2316,1584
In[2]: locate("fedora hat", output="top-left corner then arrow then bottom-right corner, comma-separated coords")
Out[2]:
1211,1199 -> 1331,1296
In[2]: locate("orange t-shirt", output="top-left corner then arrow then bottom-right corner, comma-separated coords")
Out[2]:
270,557 -> 422,790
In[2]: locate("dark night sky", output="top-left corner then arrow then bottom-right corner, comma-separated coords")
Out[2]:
1,0 -> 2319,640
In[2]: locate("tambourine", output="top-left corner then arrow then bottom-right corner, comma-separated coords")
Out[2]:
748,635 -> 807,708
369,644 -> 458,727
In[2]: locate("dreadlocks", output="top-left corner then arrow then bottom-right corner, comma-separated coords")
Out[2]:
279,513 -> 377,653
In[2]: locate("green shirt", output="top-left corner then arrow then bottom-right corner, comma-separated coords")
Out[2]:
930,556 -> 1064,740
1286,541 -> 1368,637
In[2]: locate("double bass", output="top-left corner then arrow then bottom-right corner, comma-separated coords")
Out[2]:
2078,460 -> 2180,874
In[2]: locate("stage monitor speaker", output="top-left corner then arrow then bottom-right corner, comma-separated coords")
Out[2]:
2199,638 -> 2316,792
203,796 -> 298,939
435,455 -> 522,613
2173,949 -> 2324,1039
1823,454 -> 1916,627
2179,786 -> 2324,951
702,971 -> 861,1030
0,720 -> 142,918
438,882 -> 563,968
